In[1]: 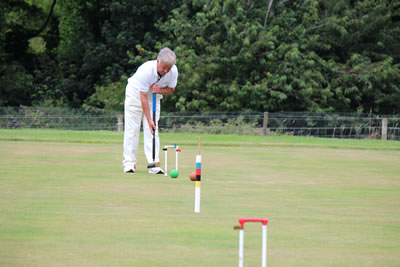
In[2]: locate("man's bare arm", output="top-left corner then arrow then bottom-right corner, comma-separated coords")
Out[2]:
152,84 -> 175,95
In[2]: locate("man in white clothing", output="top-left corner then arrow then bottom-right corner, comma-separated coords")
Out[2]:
123,47 -> 178,174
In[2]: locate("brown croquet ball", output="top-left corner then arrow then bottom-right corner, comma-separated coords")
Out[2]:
189,172 -> 196,181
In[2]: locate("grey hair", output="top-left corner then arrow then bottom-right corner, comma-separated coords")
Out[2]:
157,47 -> 176,66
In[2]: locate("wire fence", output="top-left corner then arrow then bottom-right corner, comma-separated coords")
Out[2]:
159,112 -> 400,140
0,106 -> 121,131
1,107 -> 399,140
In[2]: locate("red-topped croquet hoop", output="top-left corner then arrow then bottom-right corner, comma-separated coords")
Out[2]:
234,217 -> 269,267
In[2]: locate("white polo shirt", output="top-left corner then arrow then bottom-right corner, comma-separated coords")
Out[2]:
125,60 -> 178,105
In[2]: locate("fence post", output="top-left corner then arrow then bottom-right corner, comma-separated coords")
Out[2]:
382,118 -> 388,140
117,114 -> 124,132
263,112 -> 269,136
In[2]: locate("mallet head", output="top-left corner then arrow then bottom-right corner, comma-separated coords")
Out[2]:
147,162 -> 160,168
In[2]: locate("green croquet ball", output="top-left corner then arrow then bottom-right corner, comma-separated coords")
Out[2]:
170,169 -> 179,178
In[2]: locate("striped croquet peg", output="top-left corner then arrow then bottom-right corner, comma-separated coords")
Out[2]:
194,137 -> 201,213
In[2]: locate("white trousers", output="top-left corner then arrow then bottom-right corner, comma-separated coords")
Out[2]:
122,87 -> 160,172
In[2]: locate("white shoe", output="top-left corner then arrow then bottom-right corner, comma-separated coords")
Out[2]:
124,164 -> 136,173
149,167 -> 164,174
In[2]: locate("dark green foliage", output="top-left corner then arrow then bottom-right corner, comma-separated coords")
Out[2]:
159,0 -> 400,113
1,0 -> 52,106
1,0 -> 399,114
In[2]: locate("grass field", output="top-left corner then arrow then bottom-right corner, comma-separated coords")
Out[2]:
1,129 -> 399,266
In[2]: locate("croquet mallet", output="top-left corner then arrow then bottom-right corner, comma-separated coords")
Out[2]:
147,92 -> 160,168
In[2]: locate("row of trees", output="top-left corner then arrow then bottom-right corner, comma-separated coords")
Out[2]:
1,0 -> 400,114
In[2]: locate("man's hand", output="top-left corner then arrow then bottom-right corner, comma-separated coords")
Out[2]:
151,84 -> 161,93
151,84 -> 175,95
148,119 -> 156,135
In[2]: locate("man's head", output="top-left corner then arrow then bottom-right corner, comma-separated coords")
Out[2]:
157,47 -> 176,76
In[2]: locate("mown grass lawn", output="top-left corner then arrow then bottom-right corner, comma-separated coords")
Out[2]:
0,129 -> 399,266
